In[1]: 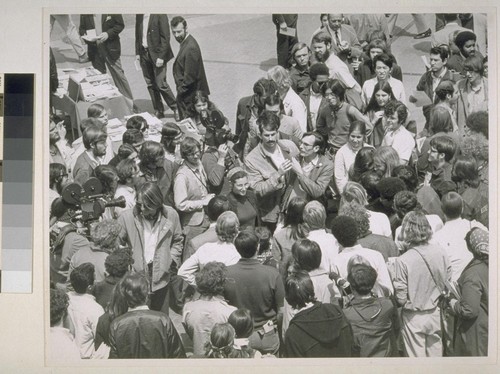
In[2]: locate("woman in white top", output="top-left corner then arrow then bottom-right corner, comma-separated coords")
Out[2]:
362,53 -> 406,108
340,181 -> 392,237
334,121 -> 373,194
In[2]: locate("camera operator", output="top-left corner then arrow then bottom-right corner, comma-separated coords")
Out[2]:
50,163 -> 69,205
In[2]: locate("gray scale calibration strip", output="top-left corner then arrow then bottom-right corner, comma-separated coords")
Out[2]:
0,74 -> 34,293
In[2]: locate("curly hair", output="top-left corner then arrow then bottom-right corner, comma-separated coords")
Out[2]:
91,219 -> 122,251
50,288 -> 69,326
338,201 -> 370,238
399,210 -> 433,247
195,261 -> 227,297
393,191 -> 420,219
460,133 -> 488,163
104,248 -> 134,278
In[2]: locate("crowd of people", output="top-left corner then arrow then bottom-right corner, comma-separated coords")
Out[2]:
49,13 -> 490,360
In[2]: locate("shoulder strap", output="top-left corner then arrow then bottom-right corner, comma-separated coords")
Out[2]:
411,247 -> 444,293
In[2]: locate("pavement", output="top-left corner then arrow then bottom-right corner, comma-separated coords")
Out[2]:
50,13 -> 438,354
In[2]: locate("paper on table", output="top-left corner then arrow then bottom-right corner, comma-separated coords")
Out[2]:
410,90 -> 432,107
279,26 -> 296,37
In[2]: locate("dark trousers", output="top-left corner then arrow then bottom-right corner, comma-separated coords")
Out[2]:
275,26 -> 298,68
176,91 -> 195,121
149,283 -> 170,315
139,47 -> 177,113
93,44 -> 134,100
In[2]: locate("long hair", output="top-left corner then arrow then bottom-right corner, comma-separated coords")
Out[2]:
399,210 -> 433,247
365,80 -> 396,113
373,146 -> 400,178
283,196 -> 308,240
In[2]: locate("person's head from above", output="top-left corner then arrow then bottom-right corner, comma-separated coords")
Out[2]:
234,230 -> 259,259
228,308 -> 254,339
283,196 -> 308,228
254,226 -> 272,256
291,42 -> 311,69
452,155 -> 480,188
463,54 -> 484,84
465,227 -> 489,262
367,38 -> 387,61
206,195 -> 230,222
87,103 -> 108,126
79,117 -> 101,135
90,219 -> 121,252
291,239 -> 322,272
367,80 -> 395,111
118,143 -> 140,166
264,92 -> 283,117
311,31 -> 332,62
82,125 -> 107,157
347,121 -> 366,152
368,30 -> 388,45
136,182 -> 164,222
50,197 -> 74,222
171,16 -> 188,43
327,13 -> 344,31
455,30 -> 477,58
302,200 -> 327,231
393,190 -> 420,220
377,177 -> 407,209
341,181 -> 369,207
215,211 -> 240,243
122,129 -> 145,152
350,147 -> 375,181
195,261 -> 228,298
161,122 -> 184,152
347,263 -> 378,297
398,210 -> 432,247
257,111 -> 280,153
373,53 -> 393,81
359,170 -> 381,202
285,270 -> 316,310
338,200 -> 370,239
441,191 -> 464,220
116,158 -> 140,186
321,78 -> 345,109
434,80 -> 456,104
206,323 -> 236,358
49,163 -> 68,193
460,133 -> 488,166
119,272 -> 150,309
126,115 -> 148,134
267,65 -> 292,97
391,164 -> 418,192
104,248 -> 134,279
50,288 -> 69,327
94,164 -> 119,195
228,168 -> 249,198
372,145 -> 400,178
464,110 -> 488,139
180,136 -> 202,166
252,78 -> 278,110
309,63 -> 330,93
429,46 -> 449,74
300,131 -> 324,160
70,262 -> 95,294
429,105 -> 454,135
383,100 -> 407,132
428,135 -> 456,167
331,215 -> 358,248
139,140 -> 165,169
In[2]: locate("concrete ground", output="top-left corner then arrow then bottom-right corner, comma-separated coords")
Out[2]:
50,13 -> 438,354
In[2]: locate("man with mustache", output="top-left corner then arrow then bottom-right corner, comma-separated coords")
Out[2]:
171,16 -> 210,120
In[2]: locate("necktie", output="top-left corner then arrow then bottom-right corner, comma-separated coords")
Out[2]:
334,31 -> 341,47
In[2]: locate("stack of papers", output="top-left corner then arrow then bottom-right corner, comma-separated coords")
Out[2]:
106,118 -> 126,142
124,112 -> 163,133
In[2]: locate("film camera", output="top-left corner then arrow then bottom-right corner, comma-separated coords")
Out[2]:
60,177 -> 126,227
200,109 -> 239,147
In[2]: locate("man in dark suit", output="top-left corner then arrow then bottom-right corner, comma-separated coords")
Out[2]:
135,14 -> 179,120
170,16 -> 210,120
299,63 -> 329,132
272,14 -> 299,68
79,14 -> 133,100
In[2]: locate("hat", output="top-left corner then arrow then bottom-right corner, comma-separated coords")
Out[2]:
468,228 -> 489,256
227,167 -> 245,181
454,30 -> 476,49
